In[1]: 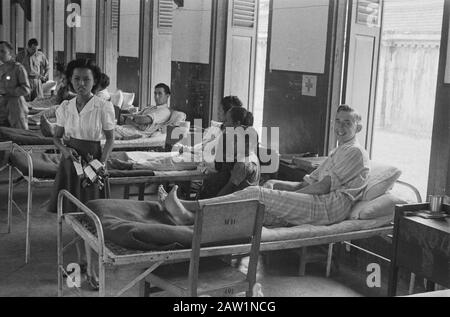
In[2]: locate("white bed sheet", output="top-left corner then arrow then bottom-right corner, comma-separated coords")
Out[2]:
102,132 -> 166,148
262,215 -> 392,242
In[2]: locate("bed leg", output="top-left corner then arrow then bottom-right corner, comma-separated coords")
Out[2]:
138,184 -> 145,201
105,179 -> 111,199
298,247 -> 307,276
124,185 -> 130,199
98,259 -> 106,297
57,215 -> 64,297
326,243 -> 334,278
7,165 -> 13,234
25,180 -> 32,264
139,280 -> 151,297
409,273 -> 416,295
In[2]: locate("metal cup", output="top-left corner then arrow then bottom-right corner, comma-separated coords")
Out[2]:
429,195 -> 444,213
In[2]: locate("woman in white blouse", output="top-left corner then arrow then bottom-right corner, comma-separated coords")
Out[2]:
48,58 -> 115,212
47,59 -> 115,289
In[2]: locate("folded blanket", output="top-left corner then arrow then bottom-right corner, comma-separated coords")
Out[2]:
86,199 -> 192,251
9,151 -> 156,179
10,151 -> 61,179
0,127 -> 54,145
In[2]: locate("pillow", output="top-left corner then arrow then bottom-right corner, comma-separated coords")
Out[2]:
362,162 -> 402,201
166,111 -> 187,126
42,81 -> 57,96
121,92 -> 136,110
349,193 -> 407,220
110,90 -> 124,109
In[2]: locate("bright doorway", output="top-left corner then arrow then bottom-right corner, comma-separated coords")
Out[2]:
371,0 -> 444,200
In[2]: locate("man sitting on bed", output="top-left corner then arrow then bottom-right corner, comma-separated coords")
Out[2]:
158,105 -> 370,228
123,83 -> 172,134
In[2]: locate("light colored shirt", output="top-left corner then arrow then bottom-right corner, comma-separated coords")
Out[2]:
304,138 -> 370,201
56,96 -> 116,141
140,104 -> 171,123
134,104 -> 171,132
96,89 -> 111,101
16,50 -> 50,80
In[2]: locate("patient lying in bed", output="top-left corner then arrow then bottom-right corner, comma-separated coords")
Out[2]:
36,104 -> 178,141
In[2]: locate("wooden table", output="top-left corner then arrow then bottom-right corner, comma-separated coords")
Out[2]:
388,203 -> 450,296
278,155 -> 326,182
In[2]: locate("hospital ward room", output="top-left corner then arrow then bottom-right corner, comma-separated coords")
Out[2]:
0,0 -> 449,300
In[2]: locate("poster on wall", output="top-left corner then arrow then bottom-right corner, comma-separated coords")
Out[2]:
269,0 -> 329,74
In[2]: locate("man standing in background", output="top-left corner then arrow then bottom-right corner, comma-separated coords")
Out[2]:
16,38 -> 50,101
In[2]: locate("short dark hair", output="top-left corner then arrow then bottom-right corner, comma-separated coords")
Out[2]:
155,83 -> 171,95
66,59 -> 103,93
337,104 -> 362,124
98,73 -> 110,90
28,38 -> 39,47
221,96 -> 243,114
55,62 -> 65,74
228,106 -> 254,127
0,41 -> 14,52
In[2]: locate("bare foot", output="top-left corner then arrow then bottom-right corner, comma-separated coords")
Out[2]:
164,185 -> 194,225
158,185 -> 168,206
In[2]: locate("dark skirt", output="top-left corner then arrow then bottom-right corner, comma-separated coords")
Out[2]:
48,138 -> 106,213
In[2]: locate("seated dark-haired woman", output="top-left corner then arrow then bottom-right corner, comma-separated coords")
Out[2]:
195,106 -> 260,199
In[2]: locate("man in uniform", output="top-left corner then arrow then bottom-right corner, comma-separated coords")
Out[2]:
16,38 -> 49,101
0,41 -> 31,129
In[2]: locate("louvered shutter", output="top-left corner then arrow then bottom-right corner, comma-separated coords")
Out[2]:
158,0 -> 173,30
111,0 -> 120,30
232,0 -> 256,28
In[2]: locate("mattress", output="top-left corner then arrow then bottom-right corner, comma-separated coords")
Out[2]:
0,127 -> 53,145
261,216 -> 393,242
0,127 -> 166,148
9,151 -> 158,179
106,132 -> 166,149
76,198 -> 393,253
9,150 -> 207,180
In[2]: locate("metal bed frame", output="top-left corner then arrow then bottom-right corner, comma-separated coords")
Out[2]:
56,181 -> 422,297
5,143 -> 208,264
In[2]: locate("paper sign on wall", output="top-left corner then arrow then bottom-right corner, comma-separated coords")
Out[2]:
302,75 -> 317,97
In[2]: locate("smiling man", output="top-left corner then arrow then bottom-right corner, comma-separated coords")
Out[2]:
159,105 -> 371,228
124,83 -> 172,133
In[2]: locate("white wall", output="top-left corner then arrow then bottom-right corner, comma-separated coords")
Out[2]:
16,6 -> 25,48
28,0 -> 42,41
119,0 -> 140,58
270,0 -> 329,74
0,0 -> 10,42
76,0 -> 96,54
54,0 -> 65,52
172,0 -> 211,64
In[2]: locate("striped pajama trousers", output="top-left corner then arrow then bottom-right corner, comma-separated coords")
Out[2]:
198,186 -> 353,227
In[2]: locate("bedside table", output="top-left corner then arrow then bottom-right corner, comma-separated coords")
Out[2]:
388,203 -> 450,296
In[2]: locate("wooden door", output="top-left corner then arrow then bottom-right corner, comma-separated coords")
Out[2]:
224,0 -> 258,110
343,0 -> 383,149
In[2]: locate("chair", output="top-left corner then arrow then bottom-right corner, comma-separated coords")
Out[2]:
144,200 -> 265,297
42,81 -> 57,97
121,92 -> 136,110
